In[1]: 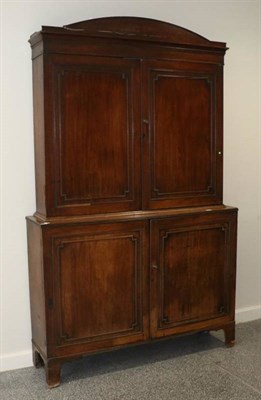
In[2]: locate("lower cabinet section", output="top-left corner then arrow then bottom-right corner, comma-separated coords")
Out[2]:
27,207 -> 237,387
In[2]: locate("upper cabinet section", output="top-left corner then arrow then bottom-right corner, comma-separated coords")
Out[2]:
30,17 -> 227,217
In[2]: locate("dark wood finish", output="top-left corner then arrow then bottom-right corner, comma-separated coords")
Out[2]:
32,55 -> 46,216
142,59 -> 223,209
32,345 -> 44,369
30,205 -> 236,226
45,361 -> 61,388
29,17 -> 226,218
150,210 -> 237,338
27,17 -> 237,388
34,54 -> 141,217
224,321 -> 236,347
27,207 -> 237,387
55,59 -> 137,208
27,222 -> 47,358
27,220 -> 149,359
30,17 -> 226,51
49,221 -> 149,352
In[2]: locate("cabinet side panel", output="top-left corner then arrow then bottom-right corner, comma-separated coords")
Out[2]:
32,55 -> 46,215
27,220 -> 47,356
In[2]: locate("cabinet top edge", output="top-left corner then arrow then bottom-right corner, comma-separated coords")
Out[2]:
26,206 -> 238,227
29,16 -> 227,53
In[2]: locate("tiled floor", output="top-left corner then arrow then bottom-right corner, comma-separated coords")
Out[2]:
1,320 -> 261,399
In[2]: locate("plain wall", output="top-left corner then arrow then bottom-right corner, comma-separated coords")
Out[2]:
1,0 -> 260,371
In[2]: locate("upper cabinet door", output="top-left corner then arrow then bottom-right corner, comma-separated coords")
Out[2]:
142,59 -> 223,210
43,55 -> 141,216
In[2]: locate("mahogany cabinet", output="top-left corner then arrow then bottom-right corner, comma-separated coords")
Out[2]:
27,17 -> 238,387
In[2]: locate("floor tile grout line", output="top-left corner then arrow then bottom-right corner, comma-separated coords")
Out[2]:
214,362 -> 261,396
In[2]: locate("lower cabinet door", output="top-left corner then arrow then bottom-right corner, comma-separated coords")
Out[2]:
45,220 -> 149,356
150,210 -> 237,338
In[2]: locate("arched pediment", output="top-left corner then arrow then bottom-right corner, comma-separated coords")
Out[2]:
38,16 -> 226,51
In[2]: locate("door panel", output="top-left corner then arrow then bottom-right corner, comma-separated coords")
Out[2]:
45,55 -> 141,216
150,211 -> 237,338
142,60 -> 223,209
46,221 -> 149,355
